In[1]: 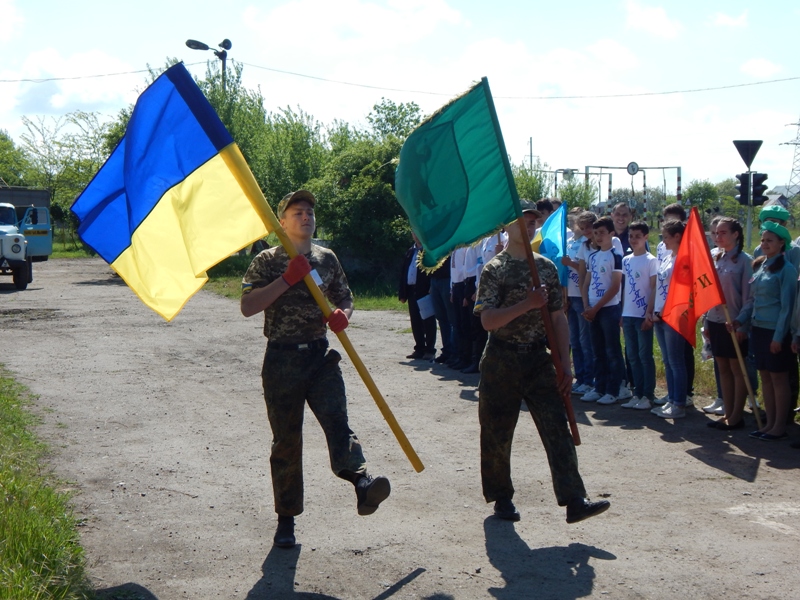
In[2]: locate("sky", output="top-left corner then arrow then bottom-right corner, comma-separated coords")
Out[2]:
2,0 -> 799,202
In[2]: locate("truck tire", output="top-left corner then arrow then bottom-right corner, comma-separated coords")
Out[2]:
13,265 -> 28,290
27,257 -> 33,283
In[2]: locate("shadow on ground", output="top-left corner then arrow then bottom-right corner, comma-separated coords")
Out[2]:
245,546 -> 426,599
94,582 -> 159,600
483,517 -> 615,600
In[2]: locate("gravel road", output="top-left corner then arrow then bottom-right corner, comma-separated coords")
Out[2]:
1,258 -> 798,600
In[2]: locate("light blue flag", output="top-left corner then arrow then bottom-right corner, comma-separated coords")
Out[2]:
537,203 -> 568,286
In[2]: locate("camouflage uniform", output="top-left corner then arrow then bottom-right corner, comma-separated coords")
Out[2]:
242,244 -> 367,517
474,252 -> 587,506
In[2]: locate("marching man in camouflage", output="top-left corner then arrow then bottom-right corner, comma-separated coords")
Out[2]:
474,202 -> 610,524
241,190 -> 390,549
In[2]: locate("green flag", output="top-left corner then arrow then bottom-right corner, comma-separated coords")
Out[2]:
395,77 -> 521,269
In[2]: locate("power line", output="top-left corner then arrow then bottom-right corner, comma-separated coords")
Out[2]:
1,59 -> 798,100
0,62 -> 204,84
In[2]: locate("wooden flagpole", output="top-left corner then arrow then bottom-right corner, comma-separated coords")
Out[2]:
721,305 -> 762,430
516,218 -> 581,445
234,150 -> 424,472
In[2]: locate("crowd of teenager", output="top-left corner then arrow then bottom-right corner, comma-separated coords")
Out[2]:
400,199 -> 800,448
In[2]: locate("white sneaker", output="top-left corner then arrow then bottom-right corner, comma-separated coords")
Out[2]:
575,383 -> 593,394
620,396 -> 640,408
654,394 -> 670,405
652,401 -> 671,415
657,403 -> 686,419
703,398 -> 724,414
632,397 -> 652,410
597,393 -> 617,405
685,396 -> 694,408
618,384 -> 633,400
581,389 -> 601,402
713,404 -> 725,416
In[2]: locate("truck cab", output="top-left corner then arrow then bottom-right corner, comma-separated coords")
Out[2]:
0,187 -> 54,290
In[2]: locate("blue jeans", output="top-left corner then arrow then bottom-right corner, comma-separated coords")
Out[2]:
568,296 -> 594,386
654,320 -> 687,406
589,304 -> 624,396
622,317 -> 655,400
429,277 -> 456,358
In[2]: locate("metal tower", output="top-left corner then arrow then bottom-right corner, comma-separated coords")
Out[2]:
784,116 -> 800,199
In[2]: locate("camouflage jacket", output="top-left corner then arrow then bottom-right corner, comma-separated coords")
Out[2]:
242,244 -> 352,343
474,252 -> 562,344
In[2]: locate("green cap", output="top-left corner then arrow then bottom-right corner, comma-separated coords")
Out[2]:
760,220 -> 792,248
520,200 -> 542,218
758,204 -> 790,224
277,190 -> 316,217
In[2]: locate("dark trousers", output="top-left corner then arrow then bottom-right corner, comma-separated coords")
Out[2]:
430,277 -> 455,358
479,341 -> 587,506
262,345 -> 366,516
452,281 -> 472,361
407,284 -> 436,353
589,304 -> 625,396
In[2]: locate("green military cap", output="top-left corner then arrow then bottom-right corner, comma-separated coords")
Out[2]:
278,190 -> 316,217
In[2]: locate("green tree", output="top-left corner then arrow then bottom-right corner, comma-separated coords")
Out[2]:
19,111 -> 111,241
556,177 -> 597,211
608,187 -> 669,219
366,98 -> 422,140
306,136 -> 408,283
512,159 -> 552,202
0,130 -> 30,186
683,179 -> 719,218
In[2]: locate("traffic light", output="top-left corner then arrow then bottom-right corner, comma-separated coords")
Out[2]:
735,172 -> 751,205
752,172 -> 768,206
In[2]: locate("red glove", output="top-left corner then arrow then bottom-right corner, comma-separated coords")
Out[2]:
326,309 -> 349,333
282,255 -> 311,286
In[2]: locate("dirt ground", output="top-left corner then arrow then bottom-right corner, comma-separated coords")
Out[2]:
1,257 -> 799,600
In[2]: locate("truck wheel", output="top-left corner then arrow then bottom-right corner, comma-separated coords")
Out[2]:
27,257 -> 33,283
13,265 -> 28,290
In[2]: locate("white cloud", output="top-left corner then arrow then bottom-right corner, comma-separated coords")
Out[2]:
713,10 -> 748,28
0,0 -> 24,43
242,0 -> 463,61
625,1 -> 682,39
14,48 -> 142,115
587,39 -> 640,70
740,58 -> 782,79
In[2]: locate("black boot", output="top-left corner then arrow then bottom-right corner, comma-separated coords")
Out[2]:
355,474 -> 391,516
273,515 -> 296,548
566,498 -> 610,524
493,498 -> 520,521
461,342 -> 482,373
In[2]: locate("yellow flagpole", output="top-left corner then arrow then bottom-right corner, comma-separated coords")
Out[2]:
228,147 -> 424,472
721,305 -> 762,430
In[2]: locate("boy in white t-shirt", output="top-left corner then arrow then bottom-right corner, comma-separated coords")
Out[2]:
580,217 -> 625,405
619,222 -> 658,410
562,211 -> 597,395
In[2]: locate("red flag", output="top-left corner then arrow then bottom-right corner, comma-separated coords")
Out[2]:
662,207 -> 726,346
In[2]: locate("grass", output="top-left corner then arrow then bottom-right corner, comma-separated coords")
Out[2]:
205,254 -> 405,311
50,241 -> 94,260
0,367 -> 92,600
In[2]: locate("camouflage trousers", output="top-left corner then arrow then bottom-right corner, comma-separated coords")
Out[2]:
478,341 -> 586,506
262,343 -> 366,516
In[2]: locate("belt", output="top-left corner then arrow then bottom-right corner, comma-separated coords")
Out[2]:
267,339 -> 329,351
489,336 -> 546,354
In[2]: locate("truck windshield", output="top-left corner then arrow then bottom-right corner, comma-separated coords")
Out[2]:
0,207 -> 17,225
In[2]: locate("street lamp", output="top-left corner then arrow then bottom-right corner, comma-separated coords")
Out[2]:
186,38 -> 232,90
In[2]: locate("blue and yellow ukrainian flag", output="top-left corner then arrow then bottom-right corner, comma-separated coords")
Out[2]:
531,202 -> 568,285
72,63 -> 273,321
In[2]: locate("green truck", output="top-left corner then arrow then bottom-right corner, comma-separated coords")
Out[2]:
0,186 -> 53,290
